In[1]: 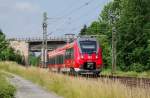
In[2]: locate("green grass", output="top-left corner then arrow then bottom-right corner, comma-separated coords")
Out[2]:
0,61 -> 150,98
0,71 -> 16,98
101,68 -> 150,78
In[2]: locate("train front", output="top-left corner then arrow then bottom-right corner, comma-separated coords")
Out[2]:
74,37 -> 103,75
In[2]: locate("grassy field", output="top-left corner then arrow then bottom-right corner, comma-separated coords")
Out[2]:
0,61 -> 150,98
101,69 -> 150,78
0,70 -> 16,98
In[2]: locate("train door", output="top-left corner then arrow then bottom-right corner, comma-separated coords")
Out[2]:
65,48 -> 74,70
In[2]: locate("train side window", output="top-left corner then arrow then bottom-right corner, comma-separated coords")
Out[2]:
55,57 -> 57,64
49,58 -> 51,64
53,57 -> 54,64
70,48 -> 74,59
52,58 -> 54,65
68,49 -> 71,59
65,48 -> 74,59
57,56 -> 59,64
62,55 -> 64,64
65,49 -> 69,59
55,57 -> 56,64
48,58 -> 50,64
65,50 -> 67,59
61,55 -> 64,64
58,55 -> 61,64
60,55 -> 62,64
51,58 -> 52,64
50,58 -> 52,64
53,57 -> 55,65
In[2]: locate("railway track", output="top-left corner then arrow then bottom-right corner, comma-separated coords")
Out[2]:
47,68 -> 150,88
99,75 -> 150,88
63,72 -> 150,88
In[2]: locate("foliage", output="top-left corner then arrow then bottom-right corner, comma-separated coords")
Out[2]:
0,29 -> 8,53
97,35 -> 111,67
79,0 -> 150,72
29,53 -> 40,66
116,0 -> 150,71
0,29 -> 23,64
0,72 -> 16,98
130,63 -> 145,72
79,25 -> 87,35
101,68 -> 150,78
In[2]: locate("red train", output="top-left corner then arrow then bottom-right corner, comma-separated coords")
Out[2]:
48,37 -> 103,75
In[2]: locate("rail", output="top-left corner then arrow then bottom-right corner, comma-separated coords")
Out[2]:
99,75 -> 150,88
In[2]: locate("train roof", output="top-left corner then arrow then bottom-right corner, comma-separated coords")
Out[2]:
48,36 -> 98,56
76,37 -> 97,42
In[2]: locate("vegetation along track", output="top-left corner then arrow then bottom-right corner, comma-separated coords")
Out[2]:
58,72 -> 150,88
99,75 -> 150,88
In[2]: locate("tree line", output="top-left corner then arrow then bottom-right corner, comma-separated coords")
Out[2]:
79,0 -> 150,72
0,29 -> 23,64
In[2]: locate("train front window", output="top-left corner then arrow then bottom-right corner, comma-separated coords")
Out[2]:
80,41 -> 97,54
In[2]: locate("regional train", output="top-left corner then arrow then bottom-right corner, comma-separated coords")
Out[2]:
48,37 -> 103,75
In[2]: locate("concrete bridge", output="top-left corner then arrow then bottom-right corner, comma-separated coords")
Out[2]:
8,37 -> 68,65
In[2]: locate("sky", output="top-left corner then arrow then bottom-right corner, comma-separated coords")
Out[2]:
0,0 -> 110,38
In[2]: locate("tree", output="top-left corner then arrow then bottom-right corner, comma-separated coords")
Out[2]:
79,25 -> 87,35
78,0 -> 150,72
117,0 -> 150,71
29,53 -> 40,66
0,29 -> 8,60
0,29 -> 23,64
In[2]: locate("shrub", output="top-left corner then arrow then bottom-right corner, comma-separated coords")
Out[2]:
0,73 -> 16,98
130,63 -> 145,72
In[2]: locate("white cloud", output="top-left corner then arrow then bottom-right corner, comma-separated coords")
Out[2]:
0,0 -> 42,38
14,2 -> 39,12
0,0 -> 40,14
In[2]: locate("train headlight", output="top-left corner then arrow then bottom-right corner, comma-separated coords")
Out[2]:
81,55 -> 84,59
88,55 -> 91,59
96,55 -> 98,59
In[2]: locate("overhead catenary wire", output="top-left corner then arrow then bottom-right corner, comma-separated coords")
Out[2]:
64,3 -> 104,33
57,0 -> 94,19
51,0 -> 103,35
46,0 -> 81,22
56,4 -> 105,32
49,0 -> 94,24
48,0 -> 96,35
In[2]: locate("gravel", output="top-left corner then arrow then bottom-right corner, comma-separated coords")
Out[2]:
9,74 -> 63,98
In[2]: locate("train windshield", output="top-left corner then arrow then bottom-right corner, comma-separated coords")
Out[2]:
80,41 -> 97,54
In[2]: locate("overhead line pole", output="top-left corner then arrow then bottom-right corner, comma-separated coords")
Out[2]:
109,11 -> 117,75
42,12 -> 48,68
112,25 -> 117,75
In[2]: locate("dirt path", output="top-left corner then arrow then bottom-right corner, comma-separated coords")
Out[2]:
9,74 -> 63,98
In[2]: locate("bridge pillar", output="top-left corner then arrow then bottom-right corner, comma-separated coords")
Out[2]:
9,41 -> 29,66
24,43 -> 29,66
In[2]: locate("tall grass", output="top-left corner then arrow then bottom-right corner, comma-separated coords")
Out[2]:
101,69 -> 150,78
0,61 -> 150,98
0,71 -> 16,98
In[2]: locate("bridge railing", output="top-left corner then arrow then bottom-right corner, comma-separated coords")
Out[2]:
7,36 -> 68,42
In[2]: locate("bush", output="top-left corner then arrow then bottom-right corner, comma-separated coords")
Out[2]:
0,74 -> 16,98
130,63 -> 145,72
97,35 -> 112,67
29,54 -> 40,66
